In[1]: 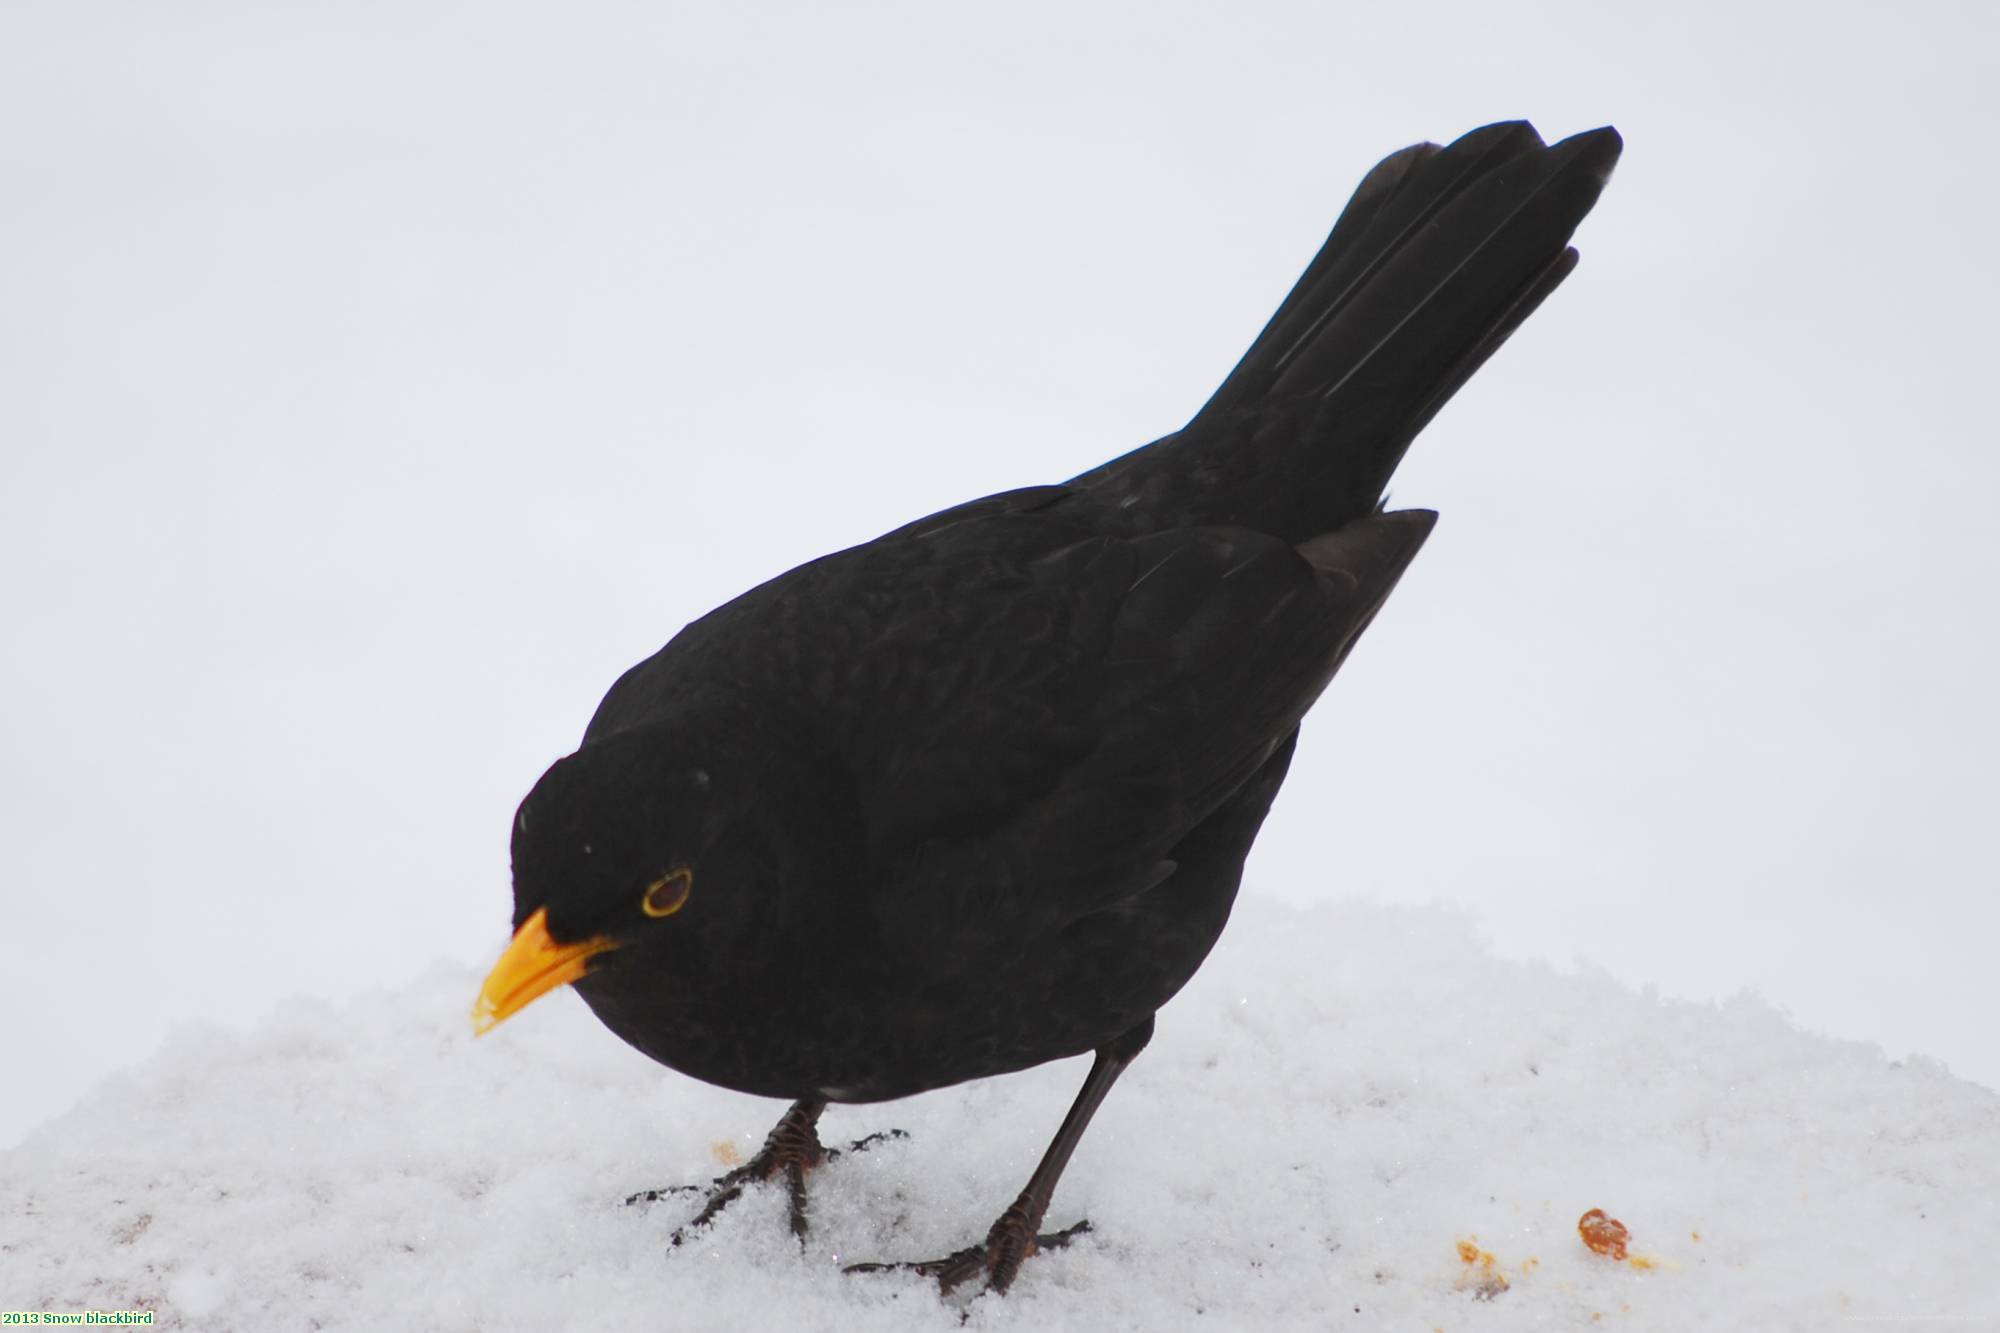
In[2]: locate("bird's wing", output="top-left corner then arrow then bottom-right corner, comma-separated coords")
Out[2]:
839,505 -> 1435,958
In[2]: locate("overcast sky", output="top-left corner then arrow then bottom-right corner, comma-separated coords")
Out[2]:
4,1 -> 1995,1146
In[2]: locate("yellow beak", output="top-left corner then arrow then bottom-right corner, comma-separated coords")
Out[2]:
472,906 -> 618,1035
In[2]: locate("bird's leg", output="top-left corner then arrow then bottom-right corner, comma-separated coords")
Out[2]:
680,1098 -> 829,1243
847,1016 -> 1153,1297
625,1099 -> 910,1244
625,1098 -> 830,1242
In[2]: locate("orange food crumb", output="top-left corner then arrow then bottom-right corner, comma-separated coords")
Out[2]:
1579,1208 -> 1631,1260
711,1139 -> 744,1167
1455,1238 -> 1510,1299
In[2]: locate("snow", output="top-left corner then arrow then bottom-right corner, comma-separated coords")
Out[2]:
6,899 -> 1997,1330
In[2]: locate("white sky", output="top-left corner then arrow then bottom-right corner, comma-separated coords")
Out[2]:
3,0 -> 1996,1146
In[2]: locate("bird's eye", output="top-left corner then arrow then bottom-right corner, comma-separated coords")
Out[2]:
641,868 -> 693,918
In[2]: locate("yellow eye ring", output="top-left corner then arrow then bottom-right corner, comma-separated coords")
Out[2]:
642,868 -> 693,918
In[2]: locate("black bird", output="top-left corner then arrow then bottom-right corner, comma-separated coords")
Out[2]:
476,120 -> 1621,1297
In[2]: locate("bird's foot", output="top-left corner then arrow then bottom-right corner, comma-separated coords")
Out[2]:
838,1128 -> 911,1156
624,1106 -> 907,1245
846,1199 -> 1092,1297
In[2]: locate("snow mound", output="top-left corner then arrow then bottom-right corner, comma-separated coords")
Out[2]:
5,899 -> 1996,1330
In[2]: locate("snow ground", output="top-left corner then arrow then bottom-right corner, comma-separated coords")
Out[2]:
5,898 -> 1996,1331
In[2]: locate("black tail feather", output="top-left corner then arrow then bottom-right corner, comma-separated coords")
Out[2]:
1071,122 -> 1620,544
1208,123 -> 1617,413
1204,121 -> 1556,414
1401,243 -> 1577,447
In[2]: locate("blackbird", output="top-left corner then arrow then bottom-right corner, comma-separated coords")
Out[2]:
476,120 -> 1621,1297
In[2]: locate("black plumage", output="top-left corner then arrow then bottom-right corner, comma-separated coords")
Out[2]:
482,119 -> 1621,1296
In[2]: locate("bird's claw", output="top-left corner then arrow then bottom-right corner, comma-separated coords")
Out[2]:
624,1121 -> 910,1246
835,1127 -> 911,1157
847,1216 -> 1092,1297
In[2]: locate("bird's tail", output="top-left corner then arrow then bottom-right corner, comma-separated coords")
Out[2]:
1073,121 -> 1622,542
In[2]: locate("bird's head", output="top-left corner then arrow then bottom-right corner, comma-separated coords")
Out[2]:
472,724 -> 779,1035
